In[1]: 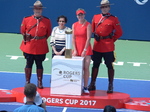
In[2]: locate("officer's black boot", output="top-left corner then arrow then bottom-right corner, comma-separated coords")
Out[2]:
107,69 -> 114,93
25,68 -> 32,84
88,67 -> 99,91
37,69 -> 43,89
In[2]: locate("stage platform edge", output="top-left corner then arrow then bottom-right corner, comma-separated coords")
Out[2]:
11,87 -> 130,109
0,89 -> 16,102
125,98 -> 150,111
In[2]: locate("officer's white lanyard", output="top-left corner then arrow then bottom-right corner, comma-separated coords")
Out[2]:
95,15 -> 110,30
94,16 -> 105,32
97,16 -> 104,25
34,19 -> 39,38
96,15 -> 109,27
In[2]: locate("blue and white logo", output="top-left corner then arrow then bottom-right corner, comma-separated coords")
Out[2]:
134,0 -> 148,5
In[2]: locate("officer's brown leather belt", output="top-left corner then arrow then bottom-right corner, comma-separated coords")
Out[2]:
30,36 -> 46,40
99,35 -> 112,39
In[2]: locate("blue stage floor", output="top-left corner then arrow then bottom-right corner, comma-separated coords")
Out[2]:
0,72 -> 149,112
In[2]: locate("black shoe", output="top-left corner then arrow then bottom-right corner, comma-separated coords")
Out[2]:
88,83 -> 96,91
37,81 -> 43,89
107,84 -> 113,93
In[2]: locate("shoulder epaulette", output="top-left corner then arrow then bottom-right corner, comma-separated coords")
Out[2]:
110,15 -> 118,18
43,16 -> 49,19
110,14 -> 115,17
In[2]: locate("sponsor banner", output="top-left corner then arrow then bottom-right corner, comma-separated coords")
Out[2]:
42,90 -> 130,109
42,96 -> 97,108
0,0 -> 150,40
51,56 -> 84,95
11,87 -> 131,109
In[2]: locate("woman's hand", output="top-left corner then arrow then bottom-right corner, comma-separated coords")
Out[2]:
54,51 -> 61,55
72,50 -> 78,56
58,51 -> 64,55
81,51 -> 86,57
59,48 -> 65,55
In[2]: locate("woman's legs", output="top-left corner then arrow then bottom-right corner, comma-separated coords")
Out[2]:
83,56 -> 91,88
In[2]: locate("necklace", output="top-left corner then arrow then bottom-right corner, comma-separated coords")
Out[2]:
59,29 -> 64,33
58,26 -> 65,33
80,19 -> 87,28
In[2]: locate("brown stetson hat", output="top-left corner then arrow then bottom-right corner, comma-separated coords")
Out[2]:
30,0 -> 46,8
97,0 -> 114,7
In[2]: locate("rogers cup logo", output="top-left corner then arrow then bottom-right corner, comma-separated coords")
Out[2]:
134,0 -> 148,5
53,68 -> 62,76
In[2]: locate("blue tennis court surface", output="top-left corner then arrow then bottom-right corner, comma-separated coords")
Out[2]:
0,72 -> 149,112
0,34 -> 150,111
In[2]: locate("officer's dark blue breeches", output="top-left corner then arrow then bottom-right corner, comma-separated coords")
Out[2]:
25,59 -> 34,68
25,59 -> 43,69
105,62 -> 114,69
92,51 -> 115,70
93,61 -> 114,69
93,61 -> 101,68
24,53 -> 45,69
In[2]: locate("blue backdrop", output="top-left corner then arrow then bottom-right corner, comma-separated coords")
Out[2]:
0,0 -> 149,41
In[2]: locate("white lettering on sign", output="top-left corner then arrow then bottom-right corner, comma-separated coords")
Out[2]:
42,97 -> 97,106
65,99 -> 78,105
42,97 -> 63,104
134,0 -> 148,5
80,100 -> 96,106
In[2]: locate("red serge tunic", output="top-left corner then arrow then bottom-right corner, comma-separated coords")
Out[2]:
92,14 -> 123,53
73,21 -> 93,56
20,15 -> 52,55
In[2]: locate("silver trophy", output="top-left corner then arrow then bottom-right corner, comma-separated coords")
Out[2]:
65,29 -> 72,58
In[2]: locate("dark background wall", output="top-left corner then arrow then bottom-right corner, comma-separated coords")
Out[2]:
0,0 -> 149,41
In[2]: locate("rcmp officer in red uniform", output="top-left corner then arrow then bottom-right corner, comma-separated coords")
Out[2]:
20,0 -> 52,89
88,0 -> 123,93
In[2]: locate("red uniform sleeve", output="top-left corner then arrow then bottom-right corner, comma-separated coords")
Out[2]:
20,18 -> 26,35
46,19 -> 52,39
113,17 -> 123,41
91,15 -> 95,33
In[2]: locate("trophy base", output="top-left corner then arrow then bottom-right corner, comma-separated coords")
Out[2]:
65,49 -> 72,58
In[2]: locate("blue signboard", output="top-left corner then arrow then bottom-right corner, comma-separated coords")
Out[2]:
0,0 -> 149,40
